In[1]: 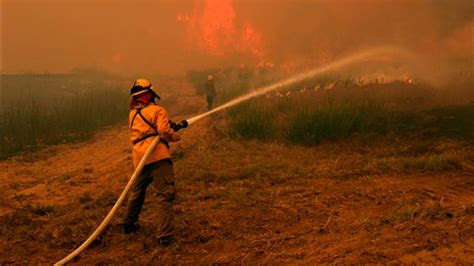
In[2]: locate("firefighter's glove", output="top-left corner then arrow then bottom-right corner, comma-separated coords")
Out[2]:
169,120 -> 188,132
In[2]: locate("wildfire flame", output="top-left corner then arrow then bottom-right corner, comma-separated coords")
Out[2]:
240,23 -> 263,57
177,0 -> 265,61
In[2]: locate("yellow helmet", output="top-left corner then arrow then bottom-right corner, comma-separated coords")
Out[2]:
207,74 -> 214,81
130,78 -> 160,99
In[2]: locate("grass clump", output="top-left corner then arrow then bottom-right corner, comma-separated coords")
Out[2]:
422,103 -> 474,140
382,204 -> 456,225
228,103 -> 276,140
287,99 -> 387,144
31,205 -> 58,216
228,95 -> 393,144
226,83 -> 474,146
367,153 -> 462,174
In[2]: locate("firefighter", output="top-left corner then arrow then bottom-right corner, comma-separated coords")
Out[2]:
205,74 -> 217,110
124,78 -> 180,246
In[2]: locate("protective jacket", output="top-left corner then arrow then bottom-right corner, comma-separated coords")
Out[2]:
129,102 -> 179,168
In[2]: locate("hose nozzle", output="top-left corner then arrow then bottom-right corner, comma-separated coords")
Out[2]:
169,120 -> 189,132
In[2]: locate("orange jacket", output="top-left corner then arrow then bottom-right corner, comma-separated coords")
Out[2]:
129,102 -> 180,168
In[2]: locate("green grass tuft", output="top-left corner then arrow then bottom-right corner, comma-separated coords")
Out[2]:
226,88 -> 474,146
228,103 -> 276,141
286,99 -> 387,144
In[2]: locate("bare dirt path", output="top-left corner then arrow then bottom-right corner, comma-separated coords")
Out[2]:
1,79 -> 473,264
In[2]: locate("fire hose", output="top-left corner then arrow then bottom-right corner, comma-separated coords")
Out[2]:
55,46 -> 401,264
54,120 -> 188,265
55,136 -> 161,265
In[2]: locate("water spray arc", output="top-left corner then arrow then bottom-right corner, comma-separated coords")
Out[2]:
55,46 -> 403,265
185,46 -> 405,125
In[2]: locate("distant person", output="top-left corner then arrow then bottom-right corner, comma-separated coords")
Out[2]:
124,78 -> 181,246
205,74 -> 217,110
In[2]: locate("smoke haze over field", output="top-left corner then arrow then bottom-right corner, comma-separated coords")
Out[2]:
2,0 -> 473,75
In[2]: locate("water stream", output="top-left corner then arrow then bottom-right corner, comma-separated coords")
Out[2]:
186,46 -> 407,125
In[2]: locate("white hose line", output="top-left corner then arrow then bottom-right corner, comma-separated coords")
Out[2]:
55,46 -> 403,264
55,137 -> 161,265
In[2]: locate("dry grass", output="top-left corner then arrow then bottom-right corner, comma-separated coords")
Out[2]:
1,79 -> 473,264
366,152 -> 464,174
1,119 -> 473,265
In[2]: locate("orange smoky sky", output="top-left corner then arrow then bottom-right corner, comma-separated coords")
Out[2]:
2,0 -> 473,75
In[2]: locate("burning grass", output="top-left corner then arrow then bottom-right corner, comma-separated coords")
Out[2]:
186,64 -> 472,147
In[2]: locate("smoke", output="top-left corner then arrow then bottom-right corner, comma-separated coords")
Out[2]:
254,1 -> 472,60
2,0 -> 472,78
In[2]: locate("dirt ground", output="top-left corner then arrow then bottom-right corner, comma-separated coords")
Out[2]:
1,79 -> 473,264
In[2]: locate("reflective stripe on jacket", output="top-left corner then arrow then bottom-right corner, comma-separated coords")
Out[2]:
129,103 -> 179,168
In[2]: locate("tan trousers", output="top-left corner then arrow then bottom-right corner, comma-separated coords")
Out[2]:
125,159 -> 176,238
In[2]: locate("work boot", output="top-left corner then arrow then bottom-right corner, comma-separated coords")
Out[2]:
159,235 -> 175,246
123,222 -> 139,234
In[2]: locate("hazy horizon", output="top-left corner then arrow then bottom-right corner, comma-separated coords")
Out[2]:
2,0 -> 473,76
